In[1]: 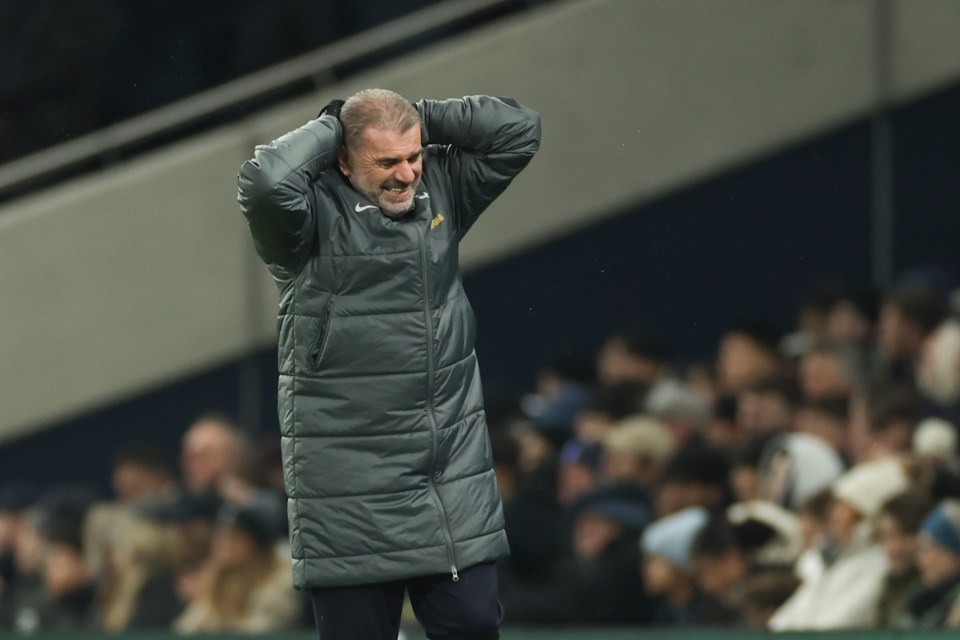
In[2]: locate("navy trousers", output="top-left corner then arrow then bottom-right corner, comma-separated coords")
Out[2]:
310,562 -> 502,640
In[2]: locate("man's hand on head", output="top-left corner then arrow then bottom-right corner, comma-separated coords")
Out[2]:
318,99 -> 345,120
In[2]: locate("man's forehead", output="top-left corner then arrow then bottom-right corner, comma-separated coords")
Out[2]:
357,126 -> 421,157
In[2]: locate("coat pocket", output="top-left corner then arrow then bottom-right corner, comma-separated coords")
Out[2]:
310,295 -> 338,370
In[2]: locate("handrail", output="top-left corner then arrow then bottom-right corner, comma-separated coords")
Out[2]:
0,0 -> 522,196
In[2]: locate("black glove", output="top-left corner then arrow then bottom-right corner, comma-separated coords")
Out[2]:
318,99 -> 345,120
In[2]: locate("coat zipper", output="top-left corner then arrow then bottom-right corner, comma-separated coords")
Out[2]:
310,295 -> 337,369
416,224 -> 459,582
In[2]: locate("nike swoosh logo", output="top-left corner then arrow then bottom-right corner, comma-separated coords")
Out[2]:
354,203 -> 379,212
415,193 -> 429,200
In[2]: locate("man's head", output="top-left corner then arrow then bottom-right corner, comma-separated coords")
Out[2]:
180,415 -> 245,495
716,324 -> 783,393
878,286 -> 947,363
601,415 -> 676,488
691,516 -> 749,600
597,332 -> 671,387
337,89 -> 422,218
736,375 -> 799,437
877,492 -> 931,577
112,445 -> 178,505
916,500 -> 960,588
829,457 -> 910,544
798,342 -> 858,401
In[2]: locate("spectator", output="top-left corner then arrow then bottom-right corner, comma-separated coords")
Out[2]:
523,354 -> 595,420
876,492 -> 931,628
793,396 -> 849,455
877,286 -> 948,385
501,484 -> 654,625
491,428 -> 566,583
908,499 -> 960,628
913,418 -> 959,467
0,485 -> 37,625
798,342 -> 859,401
735,375 -> 798,439
716,324 -> 785,394
770,458 -> 912,629
758,433 -> 844,511
85,505 -> 181,631
646,383 -> 711,447
597,332 -> 671,389
859,385 -> 921,463
705,394 -> 739,448
111,445 -> 178,507
146,492 -> 223,614
691,502 -> 801,614
684,361 -> 719,406
173,503 -> 300,633
918,319 -> 960,410
600,415 -> 675,490
572,382 -> 645,446
779,285 -> 838,359
728,433 -> 777,503
180,414 -> 248,496
533,383 -> 593,449
825,286 -> 879,348
8,505 -> 97,633
642,506 -> 734,626
655,443 -> 730,517
1,507 -> 44,632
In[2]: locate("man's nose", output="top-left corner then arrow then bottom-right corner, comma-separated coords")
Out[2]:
395,161 -> 416,184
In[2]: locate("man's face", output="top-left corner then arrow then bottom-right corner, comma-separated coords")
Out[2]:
876,513 -> 918,577
916,534 -> 960,587
181,421 -> 234,494
339,126 -> 422,218
693,550 -> 746,599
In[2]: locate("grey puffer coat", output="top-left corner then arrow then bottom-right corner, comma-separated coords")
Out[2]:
237,96 -> 540,589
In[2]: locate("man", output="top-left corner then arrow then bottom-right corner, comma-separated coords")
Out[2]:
180,415 -> 248,496
111,445 -> 178,507
237,90 -> 540,640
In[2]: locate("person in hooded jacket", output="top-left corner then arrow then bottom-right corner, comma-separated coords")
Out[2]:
908,499 -> 960,628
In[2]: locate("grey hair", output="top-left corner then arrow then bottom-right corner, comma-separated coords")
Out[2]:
340,88 -> 420,150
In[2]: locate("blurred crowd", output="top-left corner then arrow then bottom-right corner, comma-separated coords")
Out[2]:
2,272 -> 960,635
0,416 -> 308,634
491,271 -> 960,630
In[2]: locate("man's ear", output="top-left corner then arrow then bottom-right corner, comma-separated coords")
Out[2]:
338,148 -> 351,177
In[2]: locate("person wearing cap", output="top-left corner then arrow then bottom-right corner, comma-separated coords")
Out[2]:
173,503 -> 299,633
758,432 -> 844,511
913,417 -> 959,467
641,506 -> 735,627
500,484 -> 654,625
769,457 -> 912,630
601,415 -> 676,490
691,501 -> 802,616
907,500 -> 960,628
